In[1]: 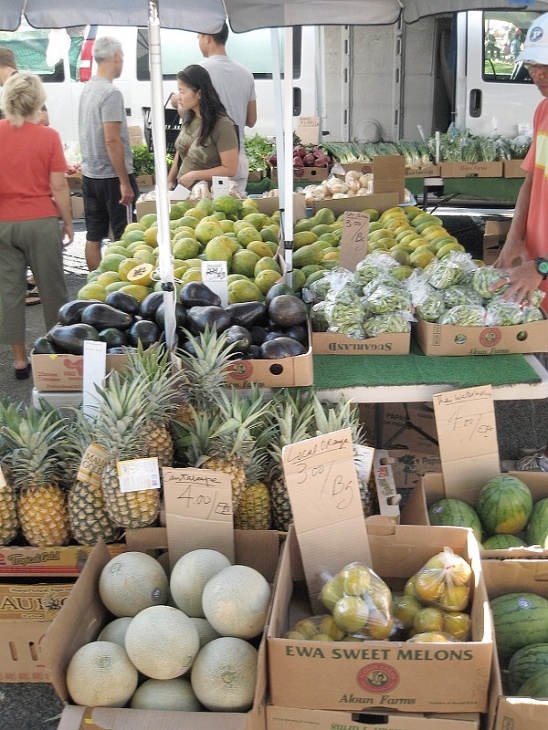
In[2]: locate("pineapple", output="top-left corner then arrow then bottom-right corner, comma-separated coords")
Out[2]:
92,372 -> 161,529
267,389 -> 316,532
234,454 -> 272,530
0,400 -> 20,544
61,409 -> 121,545
118,343 -> 183,467
173,386 -> 269,511
175,326 -> 240,424
1,404 -> 70,547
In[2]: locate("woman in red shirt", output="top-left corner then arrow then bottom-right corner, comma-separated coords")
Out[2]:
0,73 -> 72,378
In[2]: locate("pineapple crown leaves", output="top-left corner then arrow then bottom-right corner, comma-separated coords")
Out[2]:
0,405 -> 67,489
177,325 -> 240,388
311,395 -> 366,445
266,389 -> 316,473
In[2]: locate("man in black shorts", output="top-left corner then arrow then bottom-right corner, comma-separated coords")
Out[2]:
78,36 -> 139,270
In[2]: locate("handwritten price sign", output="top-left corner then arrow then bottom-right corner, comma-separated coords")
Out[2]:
162,467 -> 234,567
433,385 -> 499,500
340,211 -> 370,271
282,428 -> 371,606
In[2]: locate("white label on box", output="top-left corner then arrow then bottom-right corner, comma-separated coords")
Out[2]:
202,260 -> 228,307
77,442 -> 109,487
282,427 -> 371,609
117,457 -> 161,493
212,176 -> 230,198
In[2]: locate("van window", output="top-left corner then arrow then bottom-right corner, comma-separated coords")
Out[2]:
482,11 -> 537,84
0,26 -> 86,83
135,26 -> 301,81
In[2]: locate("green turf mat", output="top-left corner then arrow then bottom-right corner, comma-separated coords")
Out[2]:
313,341 -> 540,390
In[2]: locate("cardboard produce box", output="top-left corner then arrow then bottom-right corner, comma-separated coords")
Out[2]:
339,155 -> 406,201
266,705 -> 480,730
311,192 -> 402,218
66,171 -> 83,190
270,166 -> 329,183
481,558 -> 548,730
225,346 -> 313,389
0,582 -> 73,683
358,403 -> 439,455
43,529 -> 280,730
502,160 -> 526,179
482,219 -> 510,265
267,520 -> 493,714
0,542 -> 126,577
405,164 -> 441,179
389,449 -> 442,491
311,331 -> 410,356
31,352 -> 128,392
414,311 -> 548,356
439,162 -> 503,178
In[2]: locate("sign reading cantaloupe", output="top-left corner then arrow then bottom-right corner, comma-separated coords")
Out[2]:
65,548 -> 271,713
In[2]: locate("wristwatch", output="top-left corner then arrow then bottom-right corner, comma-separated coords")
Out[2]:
535,258 -> 548,280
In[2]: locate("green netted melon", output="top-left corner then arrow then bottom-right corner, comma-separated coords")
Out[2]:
476,475 -> 533,535
427,498 -> 482,543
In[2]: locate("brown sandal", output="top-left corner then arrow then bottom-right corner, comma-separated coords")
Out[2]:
26,286 -> 41,306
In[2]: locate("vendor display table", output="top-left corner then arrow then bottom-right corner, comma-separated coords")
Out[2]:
405,177 -> 522,206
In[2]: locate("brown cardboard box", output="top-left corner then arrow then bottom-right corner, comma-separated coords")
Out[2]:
135,174 -> 154,188
502,160 -> 526,178
0,582 -> 73,682
31,353 -> 129,392
482,220 -> 511,265
481,558 -> 548,730
43,530 -> 280,730
267,520 -> 493,714
311,331 -> 410,355
66,172 -> 83,190
414,313 -> 548,356
70,195 -> 84,220
0,543 -> 126,577
440,162 -> 503,178
266,705 -> 480,730
270,166 -> 329,183
358,402 -> 439,455
389,449 -> 442,490
225,346 -> 313,389
340,155 -> 406,201
128,125 -> 144,147
405,164 -> 441,179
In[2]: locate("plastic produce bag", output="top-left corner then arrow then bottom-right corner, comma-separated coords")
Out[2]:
409,547 -> 472,612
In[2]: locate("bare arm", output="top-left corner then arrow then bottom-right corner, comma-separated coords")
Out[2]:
50,171 -> 74,245
167,151 -> 181,188
103,121 -> 134,206
246,100 -> 257,128
178,147 -> 239,189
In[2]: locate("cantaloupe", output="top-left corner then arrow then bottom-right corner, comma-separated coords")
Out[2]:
99,551 -> 169,617
97,617 -> 132,647
190,636 -> 258,711
124,605 -> 200,679
66,641 -> 138,707
202,564 -> 271,639
169,548 -> 231,618
130,678 -> 203,711
190,617 -> 222,648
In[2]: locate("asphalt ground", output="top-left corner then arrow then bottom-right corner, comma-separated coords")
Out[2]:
1,214 -> 548,728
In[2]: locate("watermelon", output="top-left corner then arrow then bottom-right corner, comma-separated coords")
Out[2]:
481,534 -> 527,550
427,498 -> 482,543
526,497 -> 548,548
517,670 -> 548,699
476,475 -> 533,535
508,643 -> 548,694
490,592 -> 548,661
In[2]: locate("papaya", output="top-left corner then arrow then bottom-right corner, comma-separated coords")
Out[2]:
293,243 -> 325,268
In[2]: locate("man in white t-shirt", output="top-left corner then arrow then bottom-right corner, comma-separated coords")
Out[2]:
172,22 -> 257,194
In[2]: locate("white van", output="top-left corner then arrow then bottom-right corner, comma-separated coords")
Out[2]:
0,22 -> 318,148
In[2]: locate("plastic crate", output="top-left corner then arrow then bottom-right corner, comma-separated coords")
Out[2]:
143,106 -> 182,155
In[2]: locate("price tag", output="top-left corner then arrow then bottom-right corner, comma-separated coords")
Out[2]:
202,260 -> 228,307
296,116 -> 320,145
77,442 -> 108,487
282,427 -> 371,609
162,467 -> 234,568
339,210 -> 370,272
433,385 -> 499,502
0,466 -> 6,488
117,457 -> 161,493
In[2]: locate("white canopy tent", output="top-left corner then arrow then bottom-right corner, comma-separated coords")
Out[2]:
3,0 -> 548,348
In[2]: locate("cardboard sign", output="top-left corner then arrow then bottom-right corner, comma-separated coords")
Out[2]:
296,116 -> 320,146
162,467 -> 234,569
282,427 -> 371,610
201,260 -> 228,307
432,385 -> 500,502
339,210 -> 370,271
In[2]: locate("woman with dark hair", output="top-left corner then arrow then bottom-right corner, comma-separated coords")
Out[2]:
167,64 -> 239,191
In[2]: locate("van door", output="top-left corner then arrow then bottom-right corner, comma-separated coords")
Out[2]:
455,10 -> 541,137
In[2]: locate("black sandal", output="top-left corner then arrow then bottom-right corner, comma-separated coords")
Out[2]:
14,361 -> 31,380
26,286 -> 41,306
